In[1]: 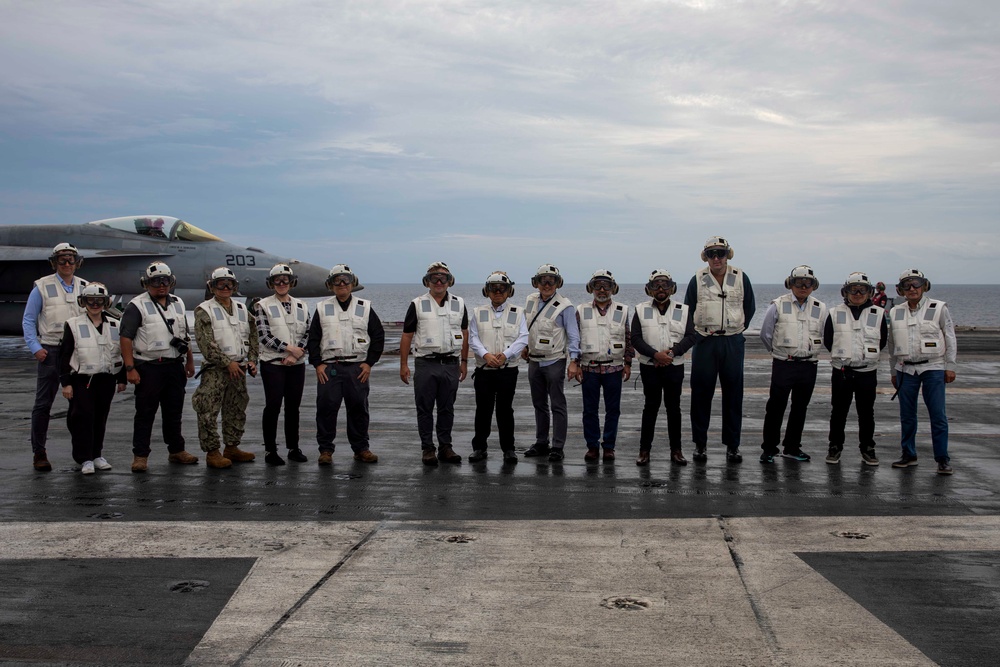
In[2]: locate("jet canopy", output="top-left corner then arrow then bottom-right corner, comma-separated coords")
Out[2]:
88,216 -> 222,242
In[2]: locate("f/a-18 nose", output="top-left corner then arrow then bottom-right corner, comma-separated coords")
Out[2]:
287,258 -> 332,298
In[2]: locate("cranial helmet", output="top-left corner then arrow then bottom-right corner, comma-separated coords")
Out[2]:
896,268 -> 931,295
482,270 -> 515,297
77,282 -> 110,307
586,269 -> 619,295
531,263 -> 563,289
422,261 -> 455,287
784,265 -> 819,289
645,269 -> 676,297
141,262 -> 175,288
326,263 -> 361,290
841,272 -> 873,299
700,236 -> 734,261
207,267 -> 238,289
49,242 -> 82,268
266,263 -> 298,289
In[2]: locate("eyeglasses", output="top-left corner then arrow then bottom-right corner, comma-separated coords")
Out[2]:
900,279 -> 926,291
330,275 -> 353,286
705,248 -> 727,260
846,286 -> 870,296
147,276 -> 172,287
649,280 -> 675,291
213,280 -> 237,290
790,279 -> 815,289
536,277 -> 557,287
427,274 -> 450,285
487,284 -> 510,293
591,281 -> 614,291
55,257 -> 78,266
271,277 -> 291,286
84,298 -> 106,307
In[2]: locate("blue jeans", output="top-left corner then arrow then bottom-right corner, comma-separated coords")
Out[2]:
896,370 -> 949,462
582,370 -> 623,449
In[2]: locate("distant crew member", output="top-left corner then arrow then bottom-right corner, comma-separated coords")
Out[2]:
888,269 -> 957,475
255,264 -> 311,466
521,264 -> 580,462
22,242 -> 88,471
307,264 -> 384,465
685,236 -> 756,463
758,266 -> 828,464
823,272 -> 887,466
631,270 -> 698,466
192,267 -> 259,469
399,262 -> 469,466
872,282 -> 889,309
573,270 -> 633,463
119,262 -> 198,473
468,271 -> 528,464
59,283 -> 125,474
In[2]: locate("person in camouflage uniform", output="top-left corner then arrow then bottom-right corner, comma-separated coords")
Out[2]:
192,268 -> 259,469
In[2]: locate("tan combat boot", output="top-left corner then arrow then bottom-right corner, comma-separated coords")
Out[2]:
223,445 -> 256,463
168,450 -> 199,464
206,449 -> 232,469
131,456 -> 148,473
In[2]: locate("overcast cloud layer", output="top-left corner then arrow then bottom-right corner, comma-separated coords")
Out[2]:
1,0 -> 997,284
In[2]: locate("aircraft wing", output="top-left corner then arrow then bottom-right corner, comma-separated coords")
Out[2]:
0,246 -> 173,262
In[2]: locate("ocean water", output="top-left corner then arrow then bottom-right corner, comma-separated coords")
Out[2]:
308,284 -> 999,329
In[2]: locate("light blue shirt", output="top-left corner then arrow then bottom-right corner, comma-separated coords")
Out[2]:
759,297 -> 811,353
22,276 -> 77,355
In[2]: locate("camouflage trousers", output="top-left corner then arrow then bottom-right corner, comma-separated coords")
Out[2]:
192,366 -> 249,452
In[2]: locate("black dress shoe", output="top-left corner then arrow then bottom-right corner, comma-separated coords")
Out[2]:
265,451 -> 286,466
502,450 -> 518,463
524,444 -> 550,457
693,446 -> 708,462
584,447 -> 600,463
603,449 -> 616,462
726,448 -> 743,464
670,450 -> 687,466
635,450 -> 650,466
287,449 -> 308,463
469,449 -> 488,463
547,449 -> 564,462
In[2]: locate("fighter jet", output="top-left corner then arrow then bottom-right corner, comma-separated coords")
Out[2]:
0,215 -> 331,335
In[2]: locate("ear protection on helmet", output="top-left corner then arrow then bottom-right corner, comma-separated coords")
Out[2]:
482,271 -> 515,298
700,236 -> 734,262
530,264 -> 564,289
784,265 -> 819,289
586,269 -> 619,295
644,269 -> 676,297
265,263 -> 298,289
895,269 -> 931,296
422,261 -> 455,287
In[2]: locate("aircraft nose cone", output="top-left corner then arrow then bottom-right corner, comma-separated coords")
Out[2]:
288,260 -> 331,298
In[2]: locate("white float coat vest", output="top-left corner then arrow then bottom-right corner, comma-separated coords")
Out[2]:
693,266 -> 745,337
635,300 -> 688,366
257,295 -> 309,364
577,301 -> 628,365
770,294 -> 827,360
889,298 -> 947,362
472,303 -> 524,369
34,274 -> 87,346
67,314 -> 122,375
412,293 -> 465,357
197,299 -> 251,363
128,292 -> 188,361
524,292 -> 573,362
829,304 -> 884,371
317,296 -> 371,362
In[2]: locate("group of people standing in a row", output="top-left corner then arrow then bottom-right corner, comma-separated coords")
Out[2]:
22,236 -> 957,476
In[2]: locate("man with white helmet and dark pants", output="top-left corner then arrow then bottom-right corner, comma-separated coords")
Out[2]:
307,264 -> 384,465
888,269 -> 957,474
468,271 -> 528,464
399,262 -> 469,466
119,262 -> 198,472
192,267 -> 259,469
522,264 -> 580,462
823,272 -> 887,466
684,236 -> 756,463
631,270 -> 699,466
22,242 -> 88,471
758,265 -> 828,464
255,264 -> 311,466
573,269 -> 633,463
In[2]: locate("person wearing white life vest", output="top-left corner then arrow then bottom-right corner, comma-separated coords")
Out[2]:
468,271 -> 528,464
58,283 -> 125,475
254,264 -> 312,466
631,270 -> 699,467
22,242 -> 88,472
521,263 -> 581,462
684,236 -> 756,464
399,262 -> 469,466
758,265 -> 828,464
192,267 -> 259,469
119,262 -> 198,473
573,269 -> 633,463
822,272 -> 887,466
307,264 -> 384,465
887,269 -> 957,474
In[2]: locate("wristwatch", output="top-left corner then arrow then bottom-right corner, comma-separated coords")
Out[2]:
125,365 -> 135,372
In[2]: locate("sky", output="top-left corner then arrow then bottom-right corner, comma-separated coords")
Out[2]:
1,0 -> 998,285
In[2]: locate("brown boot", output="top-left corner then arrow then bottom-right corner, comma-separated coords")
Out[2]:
168,450 -> 199,465
223,445 -> 256,463
131,456 -> 148,473
437,446 -> 462,464
318,451 -> 333,466
33,451 -> 52,472
205,449 -> 232,469
353,449 -> 378,463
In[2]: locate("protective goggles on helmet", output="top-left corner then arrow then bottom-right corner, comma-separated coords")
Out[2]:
648,279 -> 675,291
590,279 -> 615,291
487,283 -> 511,293
426,273 -> 451,285
899,278 -> 927,291
83,297 -> 107,308
329,274 -> 354,287
535,276 -> 558,287
146,275 -> 173,287
704,248 -> 728,260
212,279 -> 237,290
270,276 -> 292,286
845,285 -> 871,296
790,278 -> 816,289
54,255 -> 79,266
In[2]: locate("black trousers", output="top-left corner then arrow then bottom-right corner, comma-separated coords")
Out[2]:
690,335 -> 745,449
67,373 -> 116,464
828,367 -> 878,452
260,362 -> 305,451
315,362 -> 371,453
472,366 -> 519,451
639,363 -> 685,451
761,359 -> 818,454
132,360 -> 188,456
31,344 -> 62,454
413,357 -> 460,450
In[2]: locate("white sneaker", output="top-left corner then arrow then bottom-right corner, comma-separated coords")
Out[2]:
81,461 -> 95,475
93,457 -> 112,471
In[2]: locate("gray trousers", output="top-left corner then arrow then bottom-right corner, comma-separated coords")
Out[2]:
413,357 -> 460,450
31,344 -> 62,454
527,359 -> 568,450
